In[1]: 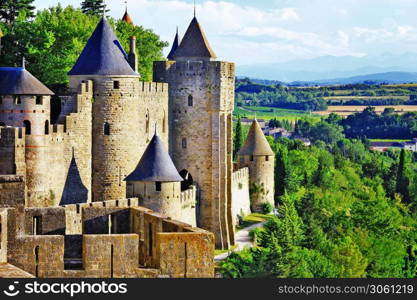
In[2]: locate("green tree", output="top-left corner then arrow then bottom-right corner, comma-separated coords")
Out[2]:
396,149 -> 410,203
115,19 -> 168,82
0,0 -> 35,24
81,0 -> 108,16
233,117 -> 242,159
0,5 -> 167,86
275,147 -> 288,199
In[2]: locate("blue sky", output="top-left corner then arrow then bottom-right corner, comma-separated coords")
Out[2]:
33,0 -> 417,66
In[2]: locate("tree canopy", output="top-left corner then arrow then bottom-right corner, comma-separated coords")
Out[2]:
0,5 -> 168,88
0,0 -> 34,24
81,0 -> 108,16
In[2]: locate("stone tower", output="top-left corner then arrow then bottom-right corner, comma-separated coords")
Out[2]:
68,17 -> 142,202
125,130 -> 183,221
153,17 -> 235,249
237,120 -> 275,212
0,66 -> 54,206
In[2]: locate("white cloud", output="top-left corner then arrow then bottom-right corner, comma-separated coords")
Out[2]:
33,0 -> 417,65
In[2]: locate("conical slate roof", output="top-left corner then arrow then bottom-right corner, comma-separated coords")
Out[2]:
125,133 -> 183,182
0,67 -> 54,95
68,17 -> 137,76
238,120 -> 274,156
167,28 -> 179,60
172,17 -> 216,59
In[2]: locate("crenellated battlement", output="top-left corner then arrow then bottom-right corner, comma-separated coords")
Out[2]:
1,200 -> 214,278
139,82 -> 168,94
232,167 -> 249,181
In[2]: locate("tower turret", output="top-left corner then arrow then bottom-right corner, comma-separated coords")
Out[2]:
0,66 -> 54,206
167,28 -> 179,61
122,7 -> 134,25
171,17 -> 216,61
128,36 -> 138,73
154,16 -> 235,249
68,17 -> 142,202
237,120 -> 275,212
125,131 -> 183,220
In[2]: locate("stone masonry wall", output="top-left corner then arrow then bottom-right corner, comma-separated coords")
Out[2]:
180,186 -> 197,227
2,200 -> 214,278
0,127 -> 25,176
231,168 -> 251,225
68,76 -> 168,203
153,60 -> 235,249
0,176 -> 26,208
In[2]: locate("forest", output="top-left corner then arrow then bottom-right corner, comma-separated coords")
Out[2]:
236,78 -> 417,111
222,120 -> 417,278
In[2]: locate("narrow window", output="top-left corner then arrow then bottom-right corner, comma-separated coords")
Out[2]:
104,122 -> 110,136
33,216 -> 41,235
34,246 -> 40,277
182,138 -> 187,149
36,96 -> 43,105
163,111 -> 166,133
0,96 -> 3,105
188,95 -> 193,107
155,182 -> 162,192
0,217 -> 2,249
110,245 -> 114,278
265,156 -> 269,162
148,224 -> 153,256
113,81 -> 120,89
250,155 -> 254,162
15,96 -> 21,105
145,112 -> 150,133
44,120 -> 49,135
24,120 -> 31,135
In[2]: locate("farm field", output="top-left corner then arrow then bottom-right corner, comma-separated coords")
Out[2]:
315,105 -> 417,116
234,106 -> 319,121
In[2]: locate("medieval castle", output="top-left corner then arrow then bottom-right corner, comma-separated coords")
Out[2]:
0,10 -> 274,278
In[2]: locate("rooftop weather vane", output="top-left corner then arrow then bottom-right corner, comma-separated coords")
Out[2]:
194,0 -> 196,17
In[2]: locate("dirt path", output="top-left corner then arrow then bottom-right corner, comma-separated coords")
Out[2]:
214,222 -> 265,262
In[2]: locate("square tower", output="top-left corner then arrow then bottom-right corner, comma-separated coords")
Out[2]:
154,17 -> 235,249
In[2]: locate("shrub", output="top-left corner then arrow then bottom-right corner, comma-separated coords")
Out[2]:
262,202 -> 274,214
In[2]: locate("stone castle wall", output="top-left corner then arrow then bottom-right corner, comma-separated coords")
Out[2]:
0,127 -> 25,176
0,176 -> 26,208
231,168 -> 251,224
153,60 -> 236,249
180,186 -> 197,227
1,199 -> 214,278
67,76 -> 169,203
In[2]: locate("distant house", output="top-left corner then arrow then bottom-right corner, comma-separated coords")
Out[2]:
263,127 -> 291,139
370,139 -> 417,152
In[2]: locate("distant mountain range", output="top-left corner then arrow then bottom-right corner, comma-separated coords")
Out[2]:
291,72 -> 417,86
236,53 -> 417,84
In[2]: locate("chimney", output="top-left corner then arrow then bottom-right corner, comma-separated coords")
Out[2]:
128,36 -> 138,73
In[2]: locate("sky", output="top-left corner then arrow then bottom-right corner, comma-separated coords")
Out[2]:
33,0 -> 417,66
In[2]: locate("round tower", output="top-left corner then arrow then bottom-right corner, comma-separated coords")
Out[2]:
0,66 -> 54,206
68,17 -> 141,202
125,131 -> 183,220
237,120 -> 275,213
